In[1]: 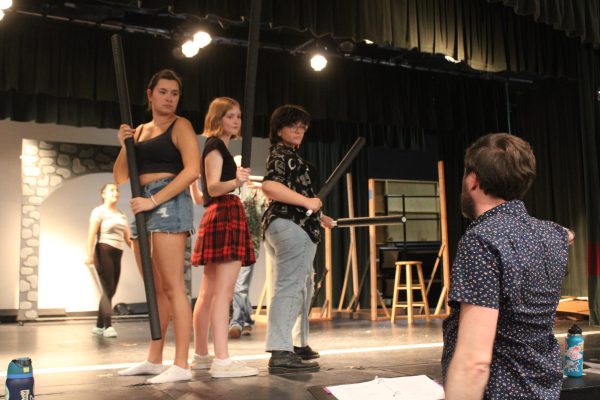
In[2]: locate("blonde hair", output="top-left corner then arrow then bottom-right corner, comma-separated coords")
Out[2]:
203,97 -> 241,138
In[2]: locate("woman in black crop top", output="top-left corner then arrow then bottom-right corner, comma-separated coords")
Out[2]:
113,69 -> 200,384
189,97 -> 258,378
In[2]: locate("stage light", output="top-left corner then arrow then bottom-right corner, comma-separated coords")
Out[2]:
338,39 -> 355,55
444,55 -> 460,63
0,0 -> 12,10
310,54 -> 328,71
0,9 -> 4,20
364,39 -> 374,44
181,40 -> 200,58
193,31 -> 212,48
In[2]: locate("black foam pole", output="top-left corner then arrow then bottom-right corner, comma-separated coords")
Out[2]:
111,34 -> 161,341
306,137 -> 366,216
336,215 -> 407,228
240,0 -> 262,168
317,137 -> 366,200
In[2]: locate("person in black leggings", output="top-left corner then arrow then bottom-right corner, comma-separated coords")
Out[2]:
85,183 -> 132,338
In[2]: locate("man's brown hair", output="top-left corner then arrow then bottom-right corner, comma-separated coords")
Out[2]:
464,133 -> 536,200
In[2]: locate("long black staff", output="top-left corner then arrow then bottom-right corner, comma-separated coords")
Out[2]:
306,137 -> 367,216
111,34 -> 161,340
335,215 -> 408,228
240,0 -> 262,168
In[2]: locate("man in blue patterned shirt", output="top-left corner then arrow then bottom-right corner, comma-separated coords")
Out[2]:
442,133 -> 574,399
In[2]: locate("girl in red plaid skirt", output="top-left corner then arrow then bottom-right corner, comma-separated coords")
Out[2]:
189,97 -> 258,378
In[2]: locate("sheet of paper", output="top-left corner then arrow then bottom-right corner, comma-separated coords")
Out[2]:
326,375 -> 445,400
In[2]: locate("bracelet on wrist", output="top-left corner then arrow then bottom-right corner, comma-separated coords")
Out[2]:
150,195 -> 158,207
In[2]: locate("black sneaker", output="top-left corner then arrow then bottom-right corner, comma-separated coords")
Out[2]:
293,345 -> 320,360
268,351 -> 320,374
241,325 -> 252,336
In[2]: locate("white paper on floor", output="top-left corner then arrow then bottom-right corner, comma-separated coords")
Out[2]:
326,374 -> 445,400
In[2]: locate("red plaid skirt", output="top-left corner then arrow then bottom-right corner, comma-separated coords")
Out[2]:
191,194 -> 256,267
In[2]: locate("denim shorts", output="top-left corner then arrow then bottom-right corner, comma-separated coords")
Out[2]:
130,177 -> 195,238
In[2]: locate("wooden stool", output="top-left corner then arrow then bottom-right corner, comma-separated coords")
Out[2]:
391,261 -> 431,324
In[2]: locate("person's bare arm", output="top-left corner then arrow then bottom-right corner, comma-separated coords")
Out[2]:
123,217 -> 133,249
189,179 -> 204,205
204,151 -> 250,198
85,215 -> 101,266
444,303 -> 499,400
261,181 -> 321,213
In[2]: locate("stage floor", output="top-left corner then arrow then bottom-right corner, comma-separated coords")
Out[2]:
0,317 -> 599,399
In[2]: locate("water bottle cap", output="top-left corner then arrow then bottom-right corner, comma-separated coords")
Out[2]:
15,357 -> 32,367
7,357 -> 33,376
568,324 -> 583,335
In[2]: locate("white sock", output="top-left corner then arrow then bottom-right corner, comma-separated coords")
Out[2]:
146,365 -> 192,384
212,358 -> 233,366
117,361 -> 164,376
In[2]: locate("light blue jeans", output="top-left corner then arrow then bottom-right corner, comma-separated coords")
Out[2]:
264,218 -> 317,352
229,264 -> 255,329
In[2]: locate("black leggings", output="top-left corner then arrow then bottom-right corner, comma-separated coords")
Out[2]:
93,243 -> 123,328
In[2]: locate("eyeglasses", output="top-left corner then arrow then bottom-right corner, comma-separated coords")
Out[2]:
287,123 -> 308,132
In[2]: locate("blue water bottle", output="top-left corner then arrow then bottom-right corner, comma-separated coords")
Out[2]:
5,357 -> 35,399
564,324 -> 584,378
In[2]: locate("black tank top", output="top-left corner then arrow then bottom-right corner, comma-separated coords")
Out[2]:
134,119 -> 184,175
200,136 -> 237,206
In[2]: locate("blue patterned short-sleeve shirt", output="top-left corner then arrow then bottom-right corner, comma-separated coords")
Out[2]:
442,200 -> 569,400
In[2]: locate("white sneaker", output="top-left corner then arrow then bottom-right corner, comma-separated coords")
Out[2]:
146,365 -> 192,384
118,361 -> 164,376
209,361 -> 259,378
103,326 -> 118,338
190,353 -> 214,370
91,326 -> 104,335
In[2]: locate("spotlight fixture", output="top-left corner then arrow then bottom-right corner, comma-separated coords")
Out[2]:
310,53 -> 328,71
178,29 -> 212,59
193,31 -> 212,48
444,55 -> 460,64
181,40 -> 200,58
0,0 -> 12,10
338,39 -> 355,55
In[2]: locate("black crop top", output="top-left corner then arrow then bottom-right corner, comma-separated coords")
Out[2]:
200,136 -> 237,206
135,119 -> 184,175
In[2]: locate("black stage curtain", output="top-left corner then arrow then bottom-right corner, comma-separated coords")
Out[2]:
495,0 -> 600,326
576,45 -> 600,325
0,14 -> 508,134
174,0 -> 578,75
514,79 -> 588,298
492,0 -> 600,47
